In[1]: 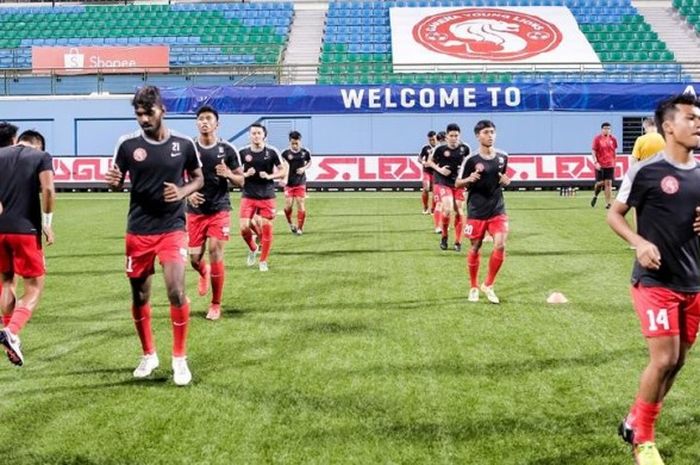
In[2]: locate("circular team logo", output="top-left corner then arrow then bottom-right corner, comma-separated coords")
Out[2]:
475,162 -> 486,172
445,150 -> 451,157
413,8 -> 562,61
133,148 -> 147,162
287,154 -> 293,160
245,154 -> 253,163
660,175 -> 679,195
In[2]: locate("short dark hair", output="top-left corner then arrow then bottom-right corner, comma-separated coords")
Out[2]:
0,121 -> 18,147
18,129 -> 45,151
132,86 -> 163,111
196,104 -> 218,120
601,122 -> 611,129
474,120 -> 496,135
289,130 -> 301,140
436,131 -> 446,141
427,130 -> 436,138
446,123 -> 460,133
642,117 -> 655,127
250,123 -> 267,137
654,93 -> 700,139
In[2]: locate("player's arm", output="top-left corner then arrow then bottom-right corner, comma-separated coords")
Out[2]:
455,157 -> 479,189
262,149 -> 287,180
606,176 -> 660,270
499,155 -> 511,186
106,142 -> 127,188
39,158 -> 56,245
428,150 -> 450,176
165,141 -> 204,202
217,146 -> 244,187
297,151 -> 312,174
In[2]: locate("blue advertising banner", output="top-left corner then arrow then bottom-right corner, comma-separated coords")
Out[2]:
160,83 -> 698,114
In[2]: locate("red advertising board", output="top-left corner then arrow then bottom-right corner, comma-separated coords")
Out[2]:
32,46 -> 169,74
52,155 -> 637,186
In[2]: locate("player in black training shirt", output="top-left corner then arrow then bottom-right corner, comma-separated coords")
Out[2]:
428,123 -> 470,252
457,120 -> 510,305
238,123 -> 287,272
418,130 -> 437,215
186,105 -> 243,321
0,124 -> 55,367
281,131 -> 312,235
607,94 -> 700,465
105,86 -> 204,386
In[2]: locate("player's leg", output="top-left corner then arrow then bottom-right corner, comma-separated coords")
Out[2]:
187,213 -> 210,297
0,235 -> 47,366
481,225 -> 507,305
0,272 -> 15,327
206,233 -> 226,320
429,178 -> 435,214
604,177 -> 613,208
257,200 -> 276,271
283,191 -> 296,233
421,175 -> 430,214
296,195 -> 306,235
433,190 -> 442,233
454,194 -> 466,251
591,169 -> 603,207
239,199 -> 259,266
439,192 -> 453,250
620,286 -> 685,463
467,236 -> 483,302
160,233 -> 192,386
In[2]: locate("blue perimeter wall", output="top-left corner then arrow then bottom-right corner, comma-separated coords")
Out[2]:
0,83 -> 697,156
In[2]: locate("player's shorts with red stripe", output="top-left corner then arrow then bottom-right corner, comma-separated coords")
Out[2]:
465,214 -> 509,241
422,172 -> 433,184
284,185 -> 307,199
0,233 -> 45,278
434,184 -> 465,203
630,284 -> 700,344
187,211 -> 231,248
239,197 -> 276,220
125,231 -> 187,278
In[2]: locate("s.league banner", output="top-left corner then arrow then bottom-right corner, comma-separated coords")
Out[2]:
390,7 -> 601,70
32,46 -> 170,75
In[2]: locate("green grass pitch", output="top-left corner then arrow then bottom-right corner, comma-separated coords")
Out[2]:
1,191 -> 699,465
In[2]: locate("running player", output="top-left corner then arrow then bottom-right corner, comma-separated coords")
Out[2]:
238,124 -> 287,272
418,131 -> 437,215
105,86 -> 204,386
186,105 -> 243,321
456,120 -> 510,304
608,93 -> 700,465
281,131 -> 311,236
428,123 -> 470,251
590,122 -> 618,209
0,123 -> 55,366
432,131 -> 447,233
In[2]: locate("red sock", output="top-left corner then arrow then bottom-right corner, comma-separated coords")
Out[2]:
170,302 -> 190,357
454,215 -> 464,245
421,191 -> 429,210
441,215 -> 450,239
7,307 -> 32,335
633,398 -> 662,444
284,207 -> 292,225
430,197 -> 436,213
210,261 -> 225,305
433,210 -> 441,228
260,222 -> 273,262
131,304 -> 155,355
241,228 -> 257,252
485,249 -> 505,287
2,313 -> 11,327
467,250 -> 480,288
297,210 -> 306,230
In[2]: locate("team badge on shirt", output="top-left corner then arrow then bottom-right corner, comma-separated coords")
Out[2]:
445,150 -> 451,157
287,154 -> 293,160
245,155 -> 253,162
660,175 -> 679,195
133,148 -> 147,162
475,163 -> 485,172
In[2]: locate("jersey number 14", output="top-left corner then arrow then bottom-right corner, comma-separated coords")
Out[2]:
646,308 -> 670,332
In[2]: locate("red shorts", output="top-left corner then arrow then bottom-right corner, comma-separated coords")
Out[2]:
465,214 -> 509,241
0,233 -> 44,278
284,185 -> 307,199
422,172 -> 433,184
631,285 -> 700,344
125,231 -> 187,278
239,197 -> 276,220
187,211 -> 231,248
434,185 -> 465,203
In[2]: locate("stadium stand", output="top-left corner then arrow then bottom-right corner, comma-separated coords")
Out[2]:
675,0 -> 700,33
0,2 -> 292,93
318,0 -> 691,84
